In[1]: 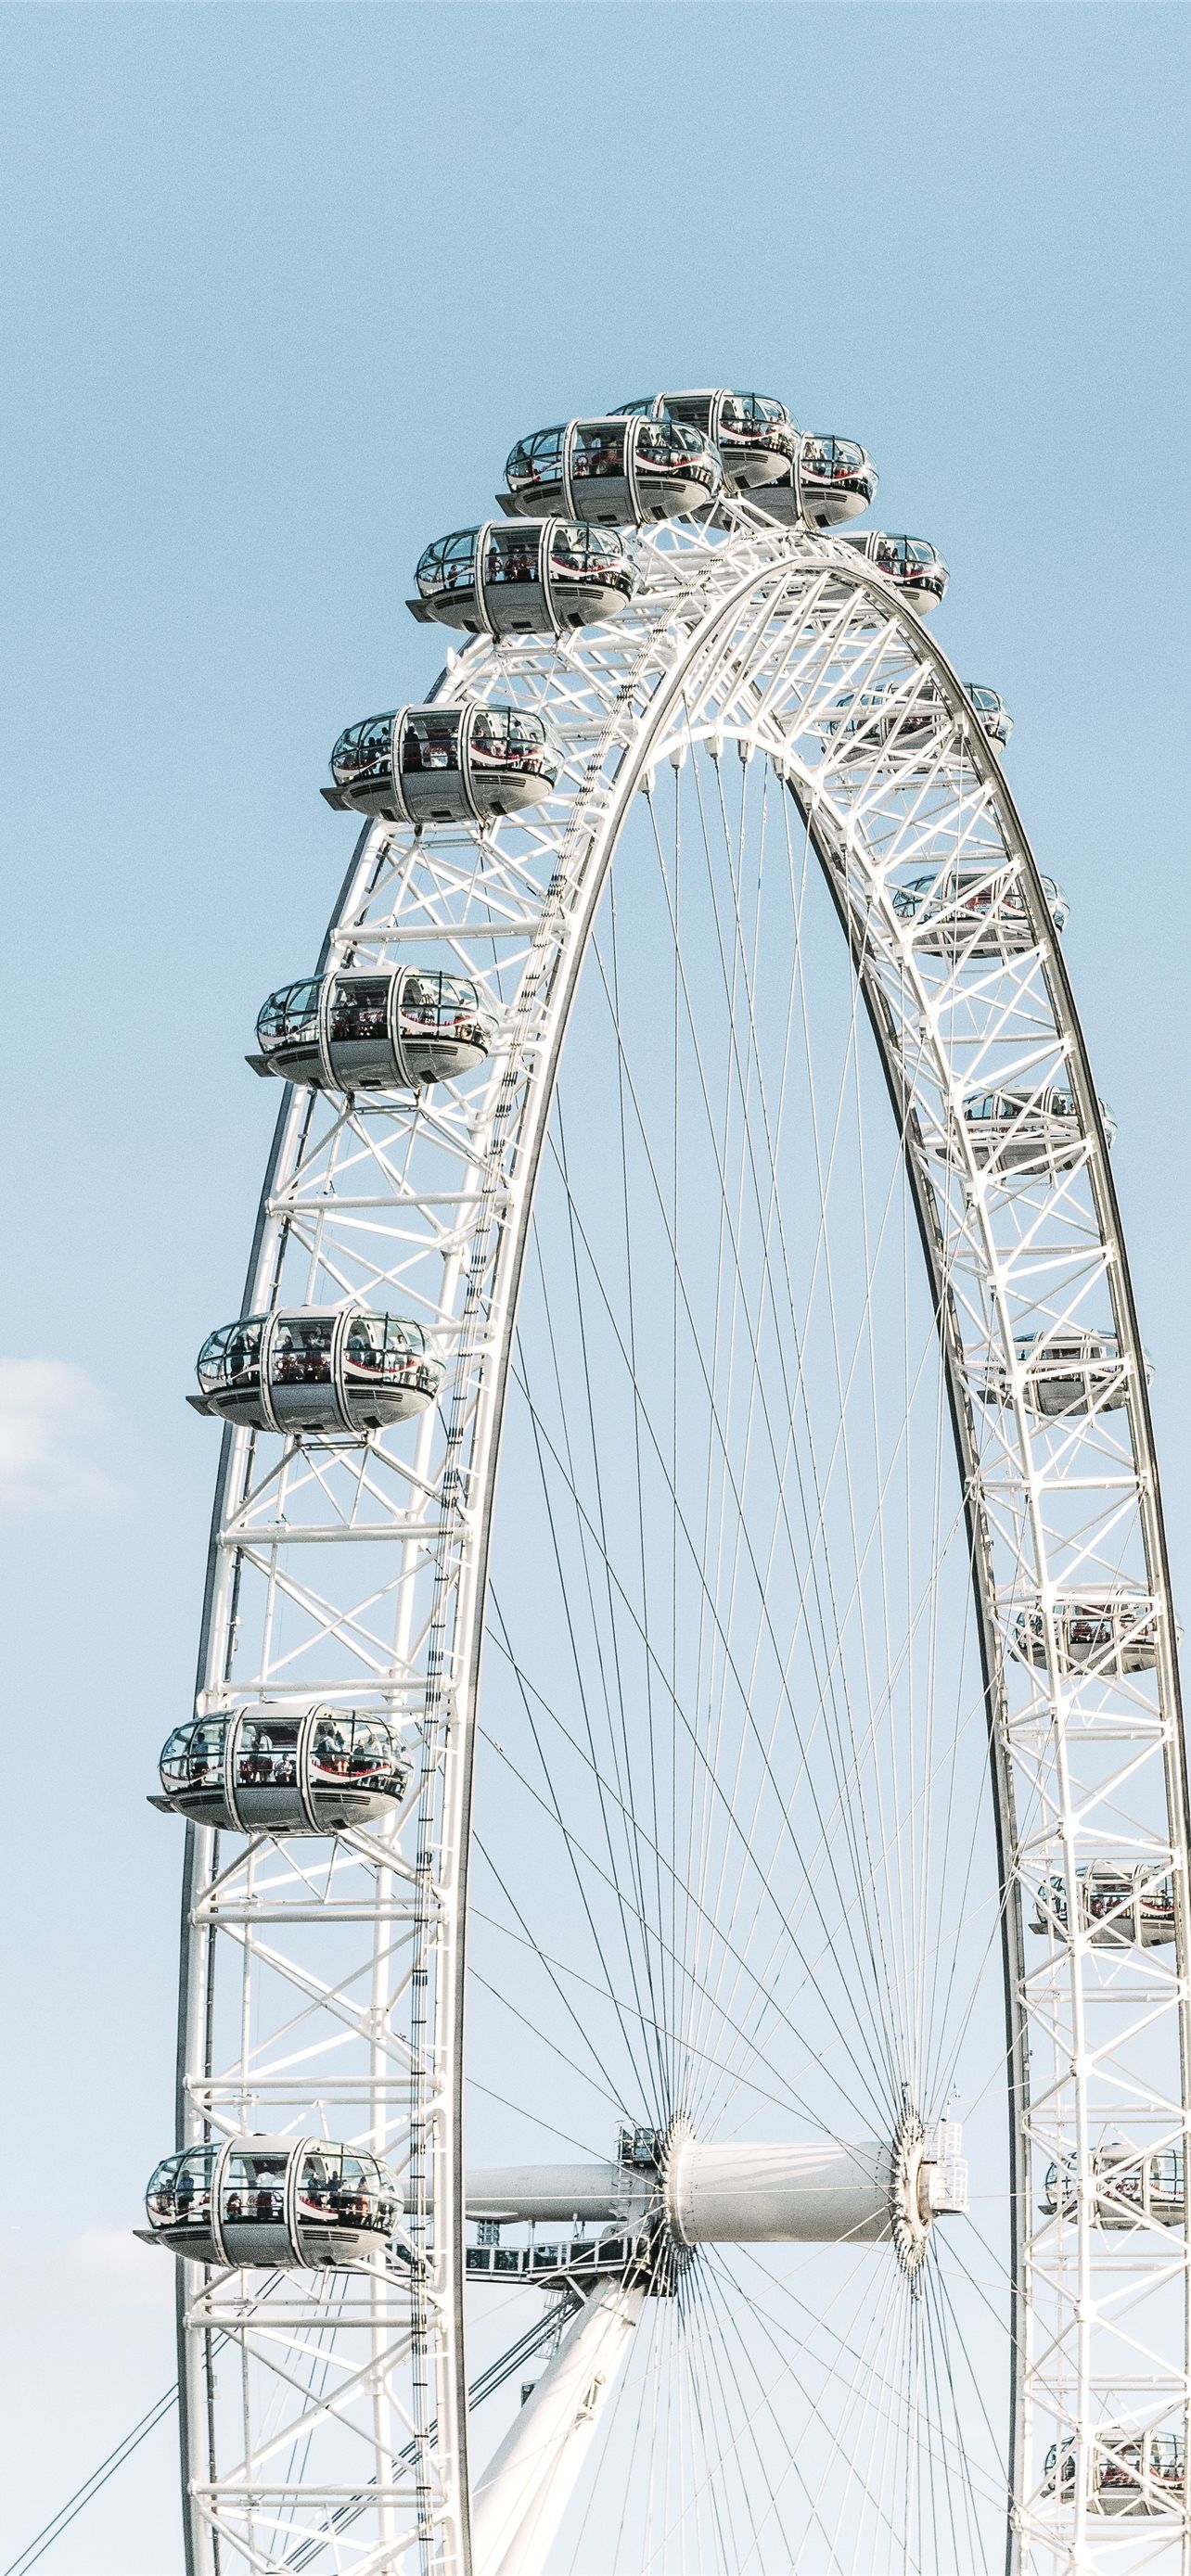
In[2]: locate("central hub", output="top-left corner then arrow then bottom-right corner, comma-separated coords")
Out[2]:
890,2105 -> 969,2276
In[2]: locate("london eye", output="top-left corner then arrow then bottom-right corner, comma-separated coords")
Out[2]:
145,384 -> 1189,2572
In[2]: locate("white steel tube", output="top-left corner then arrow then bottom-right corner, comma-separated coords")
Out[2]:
470,2280 -> 645,2576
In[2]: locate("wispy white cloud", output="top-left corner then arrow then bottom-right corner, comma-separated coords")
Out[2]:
58,2226 -> 175,2313
0,1358 -> 121,1512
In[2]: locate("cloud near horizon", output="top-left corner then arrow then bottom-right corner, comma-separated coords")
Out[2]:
0,1358 -> 122,1512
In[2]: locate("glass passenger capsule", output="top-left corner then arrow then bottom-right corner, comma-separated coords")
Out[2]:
152,1706 -> 411,1834
754,434 -> 879,529
891,864 -> 1069,954
1042,2141 -> 1185,2228
954,1086 -> 1115,1176
833,679 -> 1012,760
409,520 -> 637,638
249,966 -> 493,1092
1043,2429 -> 1185,2515
140,2136 -> 402,2268
1011,1592 -> 1163,1676
189,1308 -> 442,1435
982,1329 -> 1142,1419
501,416 -> 723,527
325,704 -> 557,826
838,530 -> 950,610
1031,1863 -> 1176,1945
967,683 -> 1012,746
614,390 -> 798,491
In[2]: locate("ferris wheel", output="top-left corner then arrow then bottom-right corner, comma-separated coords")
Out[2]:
140,385 -> 1191,2574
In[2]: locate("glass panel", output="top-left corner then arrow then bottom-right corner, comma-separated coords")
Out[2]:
257,978 -> 322,1053
416,528 -> 479,596
235,1717 -> 300,1790
223,2149 -> 288,2225
147,2146 -> 217,2227
331,714 -> 394,785
570,423 -> 626,481
310,1712 -> 399,1785
660,395 -> 713,434
272,1316 -> 333,1384
198,1319 -> 264,1396
161,1718 -> 226,1791
484,526 -> 540,586
328,976 -> 390,1044
344,1313 -> 428,1380
506,426 -> 565,487
401,708 -> 462,774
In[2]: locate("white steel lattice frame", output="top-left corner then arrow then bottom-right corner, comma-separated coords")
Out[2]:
175,501 -> 1191,2576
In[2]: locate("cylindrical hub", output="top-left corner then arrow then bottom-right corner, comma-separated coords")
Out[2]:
666,2137 -> 892,2245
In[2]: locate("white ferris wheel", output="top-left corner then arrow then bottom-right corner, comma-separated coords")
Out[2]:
140,388 -> 1191,2575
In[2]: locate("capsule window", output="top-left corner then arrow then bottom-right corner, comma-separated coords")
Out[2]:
223,2148 -> 288,2227
198,1318 -> 265,1396
402,710 -> 461,775
331,713 -> 394,786
416,529 -> 479,596
328,977 -> 389,1045
310,1713 -> 391,1786
257,978 -> 321,1054
235,1718 -> 301,1793
506,426 -> 565,487
570,423 -> 626,483
484,526 -> 539,586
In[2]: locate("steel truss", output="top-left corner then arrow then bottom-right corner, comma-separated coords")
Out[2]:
174,499 -> 1189,2574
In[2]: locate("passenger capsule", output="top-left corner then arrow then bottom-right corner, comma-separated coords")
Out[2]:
614,391 -> 798,492
139,2136 -> 402,2268
249,966 -> 493,1092
1012,1592 -> 1162,1677
891,863 -> 1069,954
151,1706 -> 411,1834
954,1086 -> 1116,1176
983,1330 -> 1143,1420
838,530 -> 949,611
189,1307 -> 442,1435
1031,1863 -> 1175,1945
1042,2142 -> 1185,2228
325,704 -> 558,827
967,683 -> 1012,747
755,434 -> 879,529
409,520 -> 637,638
1043,2429 -> 1184,2515
834,679 -> 1011,760
501,416 -> 723,527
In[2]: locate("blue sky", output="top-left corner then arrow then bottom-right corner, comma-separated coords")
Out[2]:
2,5 -> 1189,2567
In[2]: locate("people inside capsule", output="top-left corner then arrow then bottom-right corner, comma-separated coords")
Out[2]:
192,1307 -> 442,1435
891,863 -> 1069,950
798,435 -> 879,523
251,967 -> 493,1092
502,416 -> 722,526
327,704 -> 557,825
614,390 -> 798,491
1033,1864 -> 1175,1945
839,531 -> 949,610
1012,1595 -> 1160,1674
155,1707 -> 412,1833
410,520 -> 637,637
1044,2431 -> 1184,2511
143,2137 -> 401,2267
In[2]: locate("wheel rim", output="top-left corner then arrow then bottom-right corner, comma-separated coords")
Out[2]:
174,503 -> 1188,2575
